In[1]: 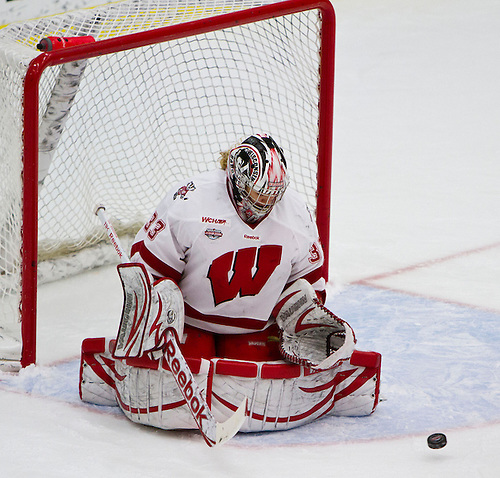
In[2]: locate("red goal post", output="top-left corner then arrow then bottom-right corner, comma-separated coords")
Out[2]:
0,0 -> 335,368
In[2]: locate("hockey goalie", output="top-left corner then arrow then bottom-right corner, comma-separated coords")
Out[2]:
80,134 -> 381,444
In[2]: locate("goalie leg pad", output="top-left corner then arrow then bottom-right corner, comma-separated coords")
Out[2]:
79,337 -> 119,406
328,350 -> 382,416
113,355 -> 212,430
80,335 -> 212,430
80,337 -> 381,432
273,279 -> 356,370
209,349 -> 381,432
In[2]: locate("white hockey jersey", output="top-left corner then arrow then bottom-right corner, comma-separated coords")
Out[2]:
131,169 -> 325,334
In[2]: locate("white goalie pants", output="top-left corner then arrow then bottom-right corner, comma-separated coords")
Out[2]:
80,337 -> 381,433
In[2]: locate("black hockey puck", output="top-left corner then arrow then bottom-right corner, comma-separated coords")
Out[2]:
427,433 -> 447,449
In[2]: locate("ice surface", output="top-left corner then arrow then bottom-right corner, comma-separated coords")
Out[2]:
1,0 -> 499,476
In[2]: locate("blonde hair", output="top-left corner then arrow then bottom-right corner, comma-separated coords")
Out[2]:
219,139 -> 241,170
219,149 -> 230,170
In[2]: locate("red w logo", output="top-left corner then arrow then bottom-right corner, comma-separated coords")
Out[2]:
207,245 -> 282,306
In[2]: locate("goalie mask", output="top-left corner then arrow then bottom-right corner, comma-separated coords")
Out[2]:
227,134 -> 289,223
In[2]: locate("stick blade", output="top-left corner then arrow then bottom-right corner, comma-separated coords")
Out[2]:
213,398 -> 247,446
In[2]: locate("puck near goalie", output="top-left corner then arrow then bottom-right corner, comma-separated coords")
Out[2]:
80,134 -> 381,437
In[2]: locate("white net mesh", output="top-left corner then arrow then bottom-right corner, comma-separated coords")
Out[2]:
0,0 -> 326,363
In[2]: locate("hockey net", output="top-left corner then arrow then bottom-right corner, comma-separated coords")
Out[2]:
0,0 -> 334,368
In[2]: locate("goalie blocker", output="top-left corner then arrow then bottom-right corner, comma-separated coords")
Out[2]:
79,267 -> 381,433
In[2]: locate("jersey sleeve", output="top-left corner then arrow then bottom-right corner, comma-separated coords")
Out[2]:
287,203 -> 326,299
130,191 -> 189,283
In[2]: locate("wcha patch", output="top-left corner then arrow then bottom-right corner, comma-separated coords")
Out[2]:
201,216 -> 230,226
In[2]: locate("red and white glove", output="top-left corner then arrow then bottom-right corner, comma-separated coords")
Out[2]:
273,279 -> 356,370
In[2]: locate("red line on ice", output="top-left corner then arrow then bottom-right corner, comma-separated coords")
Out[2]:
353,241 -> 500,284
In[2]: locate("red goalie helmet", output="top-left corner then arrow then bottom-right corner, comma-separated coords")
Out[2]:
227,134 -> 289,223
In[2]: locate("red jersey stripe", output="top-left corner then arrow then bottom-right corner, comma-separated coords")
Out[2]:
184,303 -> 267,331
131,240 -> 182,283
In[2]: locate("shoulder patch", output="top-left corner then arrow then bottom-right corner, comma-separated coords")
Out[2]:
173,181 -> 196,200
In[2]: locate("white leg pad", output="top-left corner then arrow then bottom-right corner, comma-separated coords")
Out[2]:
79,337 -> 118,406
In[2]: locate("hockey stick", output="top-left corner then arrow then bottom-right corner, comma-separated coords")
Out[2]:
95,205 -> 129,263
95,205 -> 247,446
